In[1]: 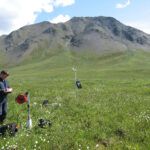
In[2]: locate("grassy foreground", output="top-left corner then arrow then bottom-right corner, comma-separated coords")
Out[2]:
0,50 -> 150,149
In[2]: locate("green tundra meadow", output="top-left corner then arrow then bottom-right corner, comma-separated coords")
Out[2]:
0,50 -> 150,149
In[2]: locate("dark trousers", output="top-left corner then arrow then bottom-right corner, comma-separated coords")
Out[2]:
0,100 -> 7,123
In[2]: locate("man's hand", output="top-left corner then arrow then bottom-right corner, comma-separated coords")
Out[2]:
6,88 -> 13,93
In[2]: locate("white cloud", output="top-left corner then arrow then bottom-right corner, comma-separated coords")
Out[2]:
116,0 -> 131,9
125,21 -> 150,34
0,0 -> 74,35
50,14 -> 71,23
54,0 -> 75,7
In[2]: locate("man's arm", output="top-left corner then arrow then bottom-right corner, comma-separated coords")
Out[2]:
0,82 -> 5,94
5,80 -> 13,93
0,82 -> 12,94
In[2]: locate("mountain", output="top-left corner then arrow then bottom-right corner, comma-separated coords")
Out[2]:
0,16 -> 150,66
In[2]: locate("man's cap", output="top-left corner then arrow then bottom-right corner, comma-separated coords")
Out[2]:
0,70 -> 9,76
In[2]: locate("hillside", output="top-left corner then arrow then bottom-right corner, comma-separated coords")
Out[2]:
0,50 -> 150,149
0,16 -> 150,66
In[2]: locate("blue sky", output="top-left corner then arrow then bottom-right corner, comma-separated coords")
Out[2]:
0,0 -> 150,35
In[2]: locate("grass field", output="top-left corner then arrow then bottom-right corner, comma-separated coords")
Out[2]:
0,50 -> 150,149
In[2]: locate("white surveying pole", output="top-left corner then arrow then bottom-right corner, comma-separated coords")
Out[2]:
26,92 -> 32,129
72,67 -> 77,98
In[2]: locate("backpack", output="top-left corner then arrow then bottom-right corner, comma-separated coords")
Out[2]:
76,80 -> 82,89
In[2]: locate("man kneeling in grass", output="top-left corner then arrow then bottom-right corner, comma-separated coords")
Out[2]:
0,70 -> 12,124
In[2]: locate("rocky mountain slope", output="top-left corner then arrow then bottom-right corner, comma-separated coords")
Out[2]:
0,16 -> 150,65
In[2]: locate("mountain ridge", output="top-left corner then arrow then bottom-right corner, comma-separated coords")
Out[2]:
0,16 -> 150,66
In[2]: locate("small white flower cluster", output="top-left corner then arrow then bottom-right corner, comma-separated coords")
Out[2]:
34,140 -> 39,149
33,102 -> 37,106
51,103 -> 62,108
56,96 -> 62,101
1,144 -> 18,150
94,88 -> 100,92
139,111 -> 150,122
134,110 -> 150,122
